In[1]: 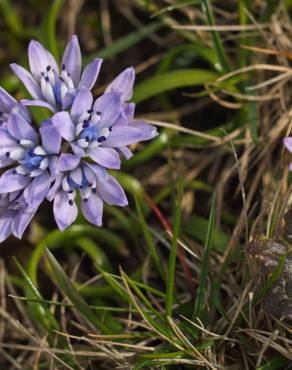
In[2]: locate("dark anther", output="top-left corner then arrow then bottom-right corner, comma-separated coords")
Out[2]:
83,198 -> 88,203
68,199 -> 74,206
41,72 -> 45,76
92,188 -> 96,193
88,183 -> 93,187
45,76 -> 50,82
62,64 -> 65,70
97,136 -> 106,143
68,189 -> 74,194
59,77 -> 64,82
0,111 -> 3,116
12,169 -> 17,174
46,65 -> 51,71
87,109 -> 93,114
17,139 -> 20,144
5,152 -> 10,158
80,185 -> 83,189
109,127 -> 113,132
85,136 -> 90,142
83,120 -> 89,128
96,111 -> 102,115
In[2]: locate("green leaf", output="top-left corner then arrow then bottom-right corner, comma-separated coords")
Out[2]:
166,184 -> 182,317
193,193 -> 216,321
13,258 -> 59,332
133,69 -> 218,103
201,0 -> 231,73
45,249 -> 109,333
135,194 -> 165,281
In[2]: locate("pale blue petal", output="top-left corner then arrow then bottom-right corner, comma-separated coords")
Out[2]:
58,153 -> 80,171
28,40 -> 59,79
81,192 -> 103,226
62,35 -> 81,87
53,190 -> 78,231
40,124 -> 62,154
0,87 -> 16,112
71,88 -> 93,124
93,92 -> 121,128
78,58 -> 103,90
21,99 -> 56,113
0,210 -> 13,242
10,63 -> 43,100
51,111 -> 75,142
12,207 -> 36,239
97,175 -> 128,206
87,147 -> 121,169
23,171 -> 51,208
105,67 -> 135,101
0,169 -> 30,193
7,111 -> 38,143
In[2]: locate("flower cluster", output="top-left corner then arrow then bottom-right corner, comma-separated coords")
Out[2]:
0,35 -> 157,242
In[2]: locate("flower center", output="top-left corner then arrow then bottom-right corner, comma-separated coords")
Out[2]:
40,64 -> 74,107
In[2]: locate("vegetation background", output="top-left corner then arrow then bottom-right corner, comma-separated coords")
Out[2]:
0,0 -> 291,369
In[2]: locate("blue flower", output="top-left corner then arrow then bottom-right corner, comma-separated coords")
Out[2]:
10,35 -> 102,112
0,108 -> 61,241
0,37 -> 158,241
51,68 -> 158,170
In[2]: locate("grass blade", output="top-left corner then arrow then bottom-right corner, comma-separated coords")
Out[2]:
201,0 -> 231,72
135,194 -> 166,281
133,69 -> 218,103
193,193 -> 216,320
166,186 -> 182,317
45,248 -> 109,333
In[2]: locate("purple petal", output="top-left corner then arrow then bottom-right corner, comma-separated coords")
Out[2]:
0,128 -> 16,147
23,171 -> 51,208
81,192 -> 103,226
47,173 -> 62,201
48,156 -> 58,180
78,58 -> 103,90
58,153 -> 80,171
51,111 -> 75,142
93,92 -> 121,128
104,124 -> 157,147
62,35 -> 81,87
12,207 -> 36,239
53,190 -> 78,231
84,163 -> 109,182
28,40 -> 59,79
71,89 -> 93,124
0,169 -> 30,193
88,147 -> 121,169
123,102 -> 135,121
97,175 -> 128,206
40,124 -> 61,154
105,67 -> 135,102
62,89 -> 76,110
0,87 -> 16,112
0,155 -> 14,168
283,137 -> 292,153
132,120 -> 158,139
118,146 -> 133,159
0,210 -> 13,242
71,142 -> 86,157
7,112 -> 38,143
10,63 -> 43,100
21,99 -> 56,113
